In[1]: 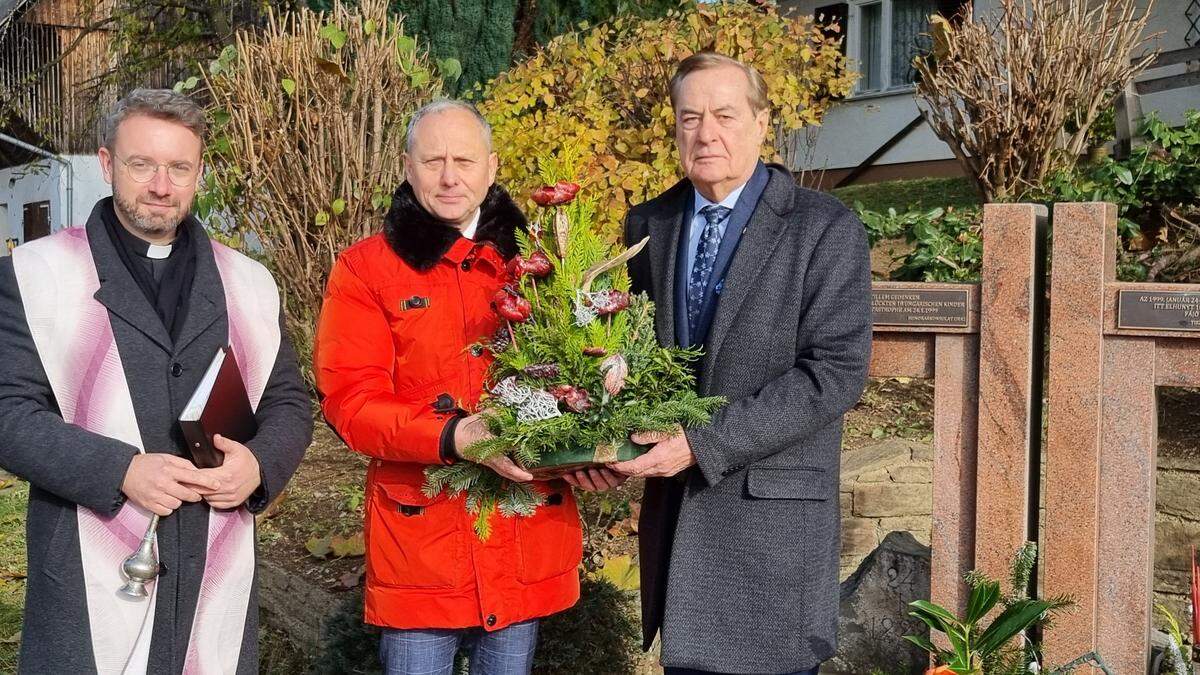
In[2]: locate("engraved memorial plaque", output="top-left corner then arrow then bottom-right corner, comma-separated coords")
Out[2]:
1117,290 -> 1200,332
872,288 -> 971,328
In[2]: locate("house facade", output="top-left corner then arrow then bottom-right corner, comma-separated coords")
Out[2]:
0,0 -> 134,253
779,0 -> 1200,189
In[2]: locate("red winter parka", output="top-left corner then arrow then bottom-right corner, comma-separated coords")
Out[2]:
314,183 -> 582,632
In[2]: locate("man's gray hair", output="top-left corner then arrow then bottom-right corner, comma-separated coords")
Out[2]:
405,99 -> 492,153
98,88 -> 207,149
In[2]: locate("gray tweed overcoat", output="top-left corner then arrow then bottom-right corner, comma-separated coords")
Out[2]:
625,164 -> 872,673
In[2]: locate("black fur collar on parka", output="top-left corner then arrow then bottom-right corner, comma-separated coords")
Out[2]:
383,181 -> 526,271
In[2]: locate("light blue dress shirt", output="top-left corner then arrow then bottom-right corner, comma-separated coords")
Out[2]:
686,182 -> 747,278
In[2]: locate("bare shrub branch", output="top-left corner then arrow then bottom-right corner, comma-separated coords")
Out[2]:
914,0 -> 1157,202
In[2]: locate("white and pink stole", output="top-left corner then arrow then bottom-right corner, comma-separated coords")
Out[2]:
12,226 -> 281,674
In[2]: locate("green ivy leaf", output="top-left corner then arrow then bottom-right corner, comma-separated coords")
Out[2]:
281,78 -> 296,96
315,210 -> 330,226
331,198 -> 346,215
364,19 -> 377,36
219,44 -> 237,64
318,23 -> 348,49
211,134 -> 232,156
410,69 -> 429,88
396,35 -> 416,53
437,57 -> 463,81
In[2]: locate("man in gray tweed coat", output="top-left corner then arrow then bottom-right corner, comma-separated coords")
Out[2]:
610,53 -> 872,674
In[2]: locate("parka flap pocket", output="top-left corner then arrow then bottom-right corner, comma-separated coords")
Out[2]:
376,482 -> 441,510
745,467 -> 830,500
367,480 -> 466,588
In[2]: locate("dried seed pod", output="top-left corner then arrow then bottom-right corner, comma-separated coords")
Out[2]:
486,326 -> 510,353
522,363 -> 561,379
600,354 -> 628,396
554,209 -> 570,259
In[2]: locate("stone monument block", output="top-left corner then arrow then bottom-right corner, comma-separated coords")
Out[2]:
828,531 -> 931,675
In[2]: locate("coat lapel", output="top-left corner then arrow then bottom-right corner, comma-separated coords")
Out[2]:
646,185 -> 689,348
87,207 -> 173,354
172,220 -> 226,355
700,168 -> 795,388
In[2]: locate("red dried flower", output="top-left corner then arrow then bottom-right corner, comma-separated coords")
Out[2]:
526,251 -> 553,278
492,288 -> 532,322
549,384 -> 592,413
592,290 -> 631,316
507,251 -> 553,280
531,181 -> 581,207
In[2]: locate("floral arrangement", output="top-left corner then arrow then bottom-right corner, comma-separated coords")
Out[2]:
424,157 -> 723,537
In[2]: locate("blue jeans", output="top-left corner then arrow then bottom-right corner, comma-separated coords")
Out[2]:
662,662 -> 820,667
379,620 -> 539,675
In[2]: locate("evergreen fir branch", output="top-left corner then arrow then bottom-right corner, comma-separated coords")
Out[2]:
474,498 -> 497,539
423,462 -> 485,498
498,482 -> 546,517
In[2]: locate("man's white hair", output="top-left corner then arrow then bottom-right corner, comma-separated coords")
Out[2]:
405,99 -> 493,153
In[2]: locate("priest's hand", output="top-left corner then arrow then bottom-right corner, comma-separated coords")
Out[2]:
454,414 -> 533,483
121,453 -> 222,517
608,426 -> 695,479
563,467 -> 627,492
200,434 -> 263,510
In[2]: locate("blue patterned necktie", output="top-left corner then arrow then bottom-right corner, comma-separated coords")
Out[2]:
687,204 -> 732,336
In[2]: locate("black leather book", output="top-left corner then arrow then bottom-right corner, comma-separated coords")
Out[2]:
178,346 -> 257,468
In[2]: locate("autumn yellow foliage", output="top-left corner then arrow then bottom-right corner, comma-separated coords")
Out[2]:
477,1 -> 854,241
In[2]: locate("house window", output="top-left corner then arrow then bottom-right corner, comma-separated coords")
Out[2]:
847,0 -> 958,95
23,201 -> 50,242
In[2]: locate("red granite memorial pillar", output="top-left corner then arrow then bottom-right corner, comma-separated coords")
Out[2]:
973,204 -> 1047,581
1043,203 -> 1117,662
1044,202 -> 1200,671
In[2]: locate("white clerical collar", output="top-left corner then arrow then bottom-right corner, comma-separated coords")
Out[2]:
692,180 -> 748,219
460,209 -> 481,240
146,243 -> 173,259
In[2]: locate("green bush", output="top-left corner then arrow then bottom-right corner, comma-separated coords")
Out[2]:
533,575 -> 641,675
1032,110 -> 1200,281
833,176 -> 983,214
857,204 -> 983,282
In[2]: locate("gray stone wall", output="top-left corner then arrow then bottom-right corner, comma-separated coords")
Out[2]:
840,439 -> 933,581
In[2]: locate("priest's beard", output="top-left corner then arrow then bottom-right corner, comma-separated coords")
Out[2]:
112,187 -> 186,240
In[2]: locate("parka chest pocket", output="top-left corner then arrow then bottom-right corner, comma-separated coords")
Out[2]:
366,482 -> 469,589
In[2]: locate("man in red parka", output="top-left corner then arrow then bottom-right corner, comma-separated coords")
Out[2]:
314,100 -> 622,674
